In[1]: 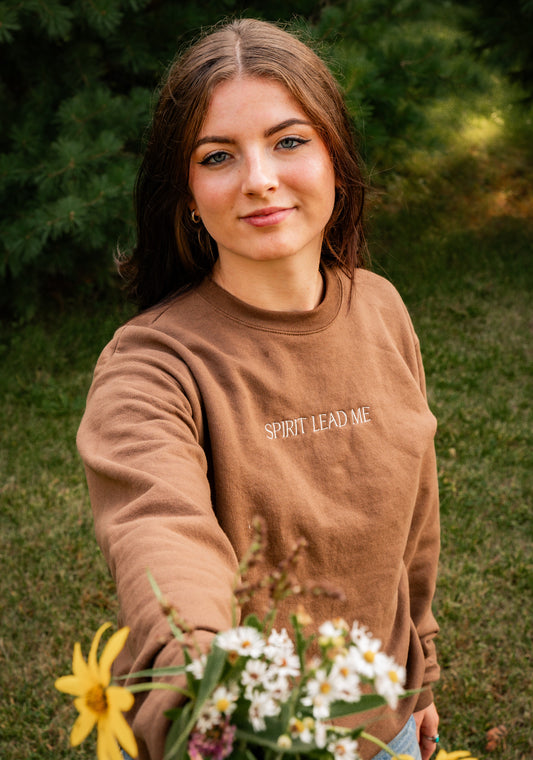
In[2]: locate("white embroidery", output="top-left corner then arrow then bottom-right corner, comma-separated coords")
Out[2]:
265,407 -> 371,440
265,417 -> 307,440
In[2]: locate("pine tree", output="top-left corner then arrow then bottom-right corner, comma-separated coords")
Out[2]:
0,0 -> 323,317
0,0 -> 490,318
460,0 -> 533,96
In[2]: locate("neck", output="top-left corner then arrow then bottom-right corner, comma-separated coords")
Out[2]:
211,257 -> 324,312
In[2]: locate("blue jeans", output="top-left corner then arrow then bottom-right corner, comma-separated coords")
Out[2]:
371,715 -> 422,760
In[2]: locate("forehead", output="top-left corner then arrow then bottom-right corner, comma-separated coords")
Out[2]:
198,76 -> 308,135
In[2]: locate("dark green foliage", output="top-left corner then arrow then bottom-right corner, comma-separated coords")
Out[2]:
316,0 -> 489,166
0,0 -> 322,318
0,0 -> 493,317
460,0 -> 533,96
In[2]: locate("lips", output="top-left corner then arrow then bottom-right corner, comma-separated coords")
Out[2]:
241,207 -> 294,227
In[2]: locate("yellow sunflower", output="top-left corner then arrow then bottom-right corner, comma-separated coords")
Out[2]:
55,622 -> 138,760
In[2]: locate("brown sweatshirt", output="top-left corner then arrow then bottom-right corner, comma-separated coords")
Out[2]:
77,266 -> 440,760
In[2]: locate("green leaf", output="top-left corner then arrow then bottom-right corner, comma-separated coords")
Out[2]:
241,613 -> 263,631
164,644 -> 228,760
0,3 -> 21,43
24,0 -> 74,40
195,644 -> 227,704
235,726 -> 322,756
164,700 -> 194,760
81,0 -> 124,36
114,665 -> 188,679
328,694 -> 387,717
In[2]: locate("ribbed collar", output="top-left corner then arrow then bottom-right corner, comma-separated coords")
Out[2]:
195,266 -> 344,335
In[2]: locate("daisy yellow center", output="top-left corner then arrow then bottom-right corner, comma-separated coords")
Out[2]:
388,670 -> 399,683
216,697 -> 230,712
85,684 -> 108,715
364,651 -> 375,664
320,682 -> 332,695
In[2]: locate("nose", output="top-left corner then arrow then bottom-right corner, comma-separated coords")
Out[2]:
240,149 -> 278,196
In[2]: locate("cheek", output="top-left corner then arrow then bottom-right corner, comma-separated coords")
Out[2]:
296,155 -> 336,201
190,176 -> 235,217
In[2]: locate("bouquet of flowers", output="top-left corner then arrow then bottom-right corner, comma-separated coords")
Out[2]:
55,521 -> 477,760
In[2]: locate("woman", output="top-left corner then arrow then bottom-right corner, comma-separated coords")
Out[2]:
77,18 -> 440,760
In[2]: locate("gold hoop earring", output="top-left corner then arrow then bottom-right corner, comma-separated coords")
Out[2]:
191,209 -> 200,224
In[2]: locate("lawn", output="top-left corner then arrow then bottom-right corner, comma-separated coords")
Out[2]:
1,84 -> 532,760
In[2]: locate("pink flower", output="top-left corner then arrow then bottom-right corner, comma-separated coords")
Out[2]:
188,716 -> 236,760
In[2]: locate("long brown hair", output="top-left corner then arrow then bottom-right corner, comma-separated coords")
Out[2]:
120,18 -> 368,310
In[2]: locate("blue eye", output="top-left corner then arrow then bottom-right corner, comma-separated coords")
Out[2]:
199,151 -> 230,166
277,136 -> 309,150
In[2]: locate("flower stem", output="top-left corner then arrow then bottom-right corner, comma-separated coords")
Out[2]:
360,731 -> 402,759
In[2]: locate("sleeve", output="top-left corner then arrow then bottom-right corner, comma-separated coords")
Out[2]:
403,338 -> 440,710
77,324 -> 240,759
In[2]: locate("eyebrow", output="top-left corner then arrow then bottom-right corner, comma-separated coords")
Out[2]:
193,118 -> 313,150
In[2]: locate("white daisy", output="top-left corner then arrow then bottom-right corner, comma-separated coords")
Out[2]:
327,736 -> 360,760
263,670 -> 291,701
318,620 -> 347,648
301,669 -> 337,719
347,629 -> 383,679
216,626 -> 265,658
185,654 -> 206,680
248,691 -> 280,731
211,684 -> 239,715
330,655 -> 362,702
241,658 -> 269,698
289,716 -> 314,744
373,654 -> 406,709
265,629 -> 301,678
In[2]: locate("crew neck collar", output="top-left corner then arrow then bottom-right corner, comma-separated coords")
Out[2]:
196,266 -> 344,335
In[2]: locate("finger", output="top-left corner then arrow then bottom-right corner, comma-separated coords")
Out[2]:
420,734 -> 438,759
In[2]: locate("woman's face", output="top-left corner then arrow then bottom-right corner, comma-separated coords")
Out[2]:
188,77 -> 336,274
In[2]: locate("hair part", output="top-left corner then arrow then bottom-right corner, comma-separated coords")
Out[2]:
119,18 -> 368,311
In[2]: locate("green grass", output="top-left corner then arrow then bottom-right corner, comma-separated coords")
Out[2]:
369,119 -> 533,758
1,83 -> 532,760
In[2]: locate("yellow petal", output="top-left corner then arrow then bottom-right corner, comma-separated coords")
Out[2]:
72,641 -> 91,681
99,627 -> 130,685
106,685 -> 134,712
89,623 -> 112,679
109,706 -> 138,757
70,702 -> 97,746
97,719 -> 123,760
55,675 -> 86,696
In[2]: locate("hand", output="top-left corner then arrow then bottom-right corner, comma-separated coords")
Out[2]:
414,703 -> 440,760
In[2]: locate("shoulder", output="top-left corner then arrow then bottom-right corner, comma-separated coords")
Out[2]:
339,267 -> 415,332
353,267 -> 409,309
98,286 -> 206,358
85,289 -> 210,409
